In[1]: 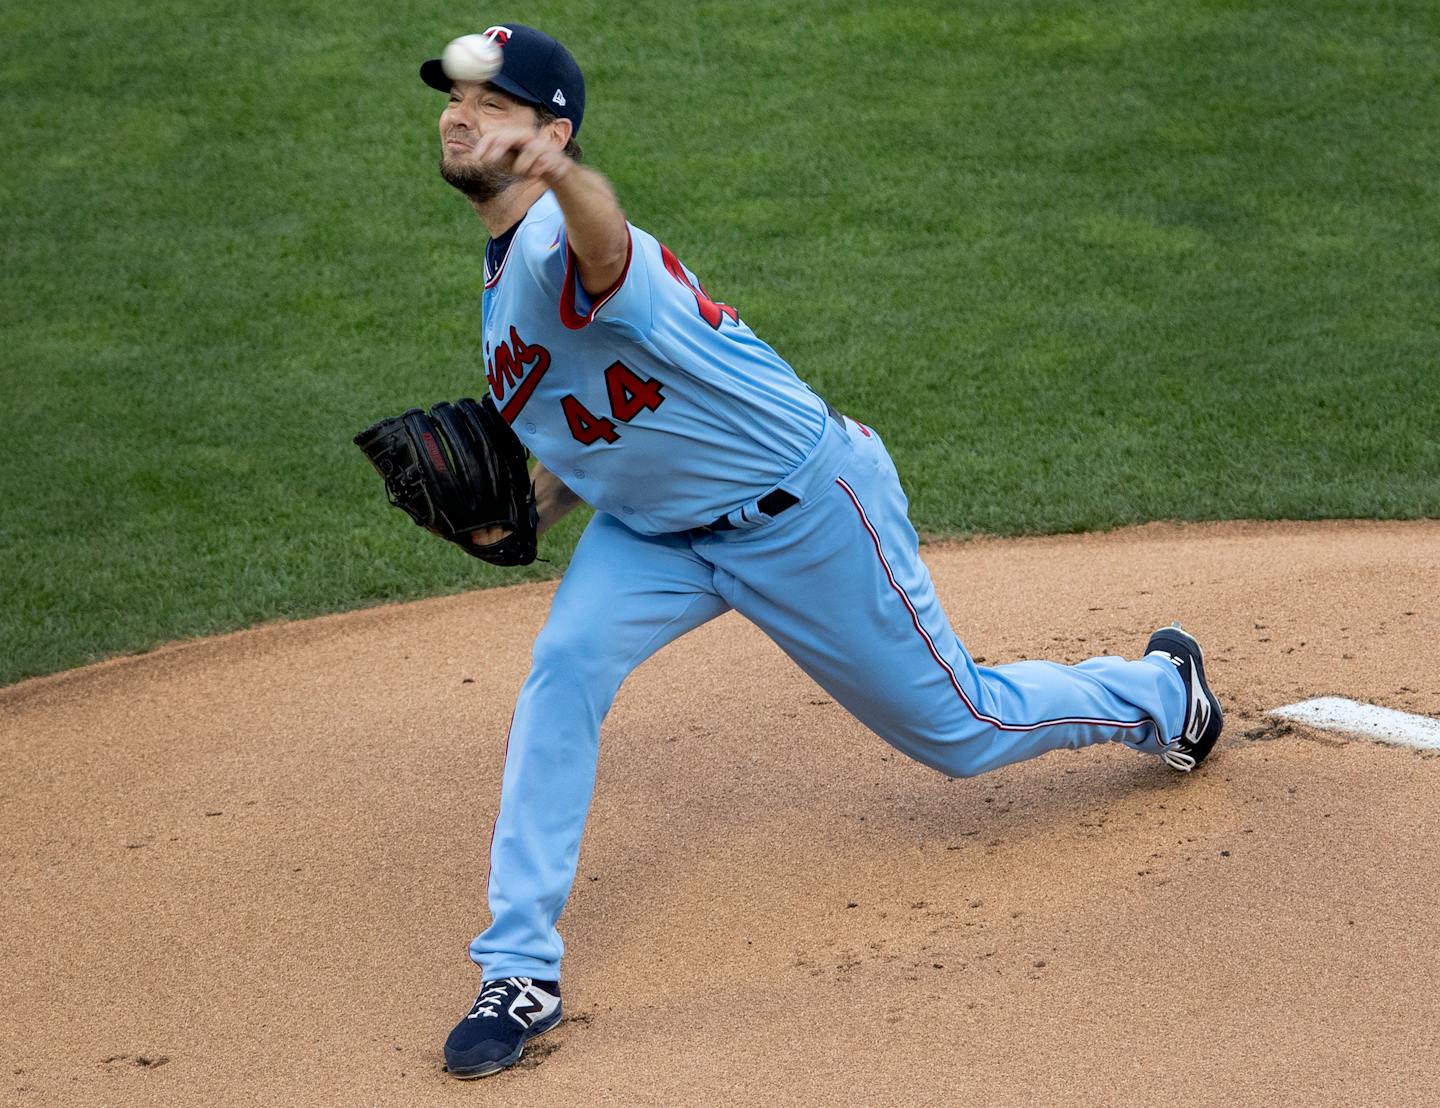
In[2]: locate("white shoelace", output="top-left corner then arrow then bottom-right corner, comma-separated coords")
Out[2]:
1161,744 -> 1196,772
469,977 -> 530,1019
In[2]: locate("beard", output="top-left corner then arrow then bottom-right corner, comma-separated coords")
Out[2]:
438,152 -> 519,202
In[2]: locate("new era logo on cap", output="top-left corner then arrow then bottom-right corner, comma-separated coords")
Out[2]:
552,90 -> 566,106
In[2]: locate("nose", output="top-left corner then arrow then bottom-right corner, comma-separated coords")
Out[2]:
440,102 -> 470,131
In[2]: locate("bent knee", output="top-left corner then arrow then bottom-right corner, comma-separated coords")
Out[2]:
530,625 -> 626,688
924,750 -> 995,780
880,727 -> 1006,780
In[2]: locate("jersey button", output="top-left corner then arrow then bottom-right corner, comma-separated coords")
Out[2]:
621,506 -> 634,515
572,468 -> 585,479
524,421 -> 536,433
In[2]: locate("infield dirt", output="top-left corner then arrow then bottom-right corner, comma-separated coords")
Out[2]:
3,520 -> 1437,1106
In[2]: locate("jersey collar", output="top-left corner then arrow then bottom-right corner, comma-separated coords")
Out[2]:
483,192 -> 562,289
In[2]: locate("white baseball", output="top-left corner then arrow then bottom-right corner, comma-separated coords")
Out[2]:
442,35 -> 503,82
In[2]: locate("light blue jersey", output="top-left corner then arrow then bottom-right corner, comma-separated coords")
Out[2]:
466,191 -> 1198,987
482,191 -> 827,533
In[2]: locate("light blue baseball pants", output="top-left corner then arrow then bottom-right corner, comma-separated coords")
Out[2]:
471,415 -> 1186,980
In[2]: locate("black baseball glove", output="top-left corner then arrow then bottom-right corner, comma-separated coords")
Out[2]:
353,396 -> 538,566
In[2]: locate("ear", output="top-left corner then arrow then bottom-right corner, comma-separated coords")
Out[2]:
548,115 -> 573,149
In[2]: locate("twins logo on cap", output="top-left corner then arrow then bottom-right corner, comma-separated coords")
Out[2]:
421,24 -> 586,137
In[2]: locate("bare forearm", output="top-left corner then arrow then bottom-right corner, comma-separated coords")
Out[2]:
473,124 -> 630,295
532,462 -> 583,535
548,165 -> 629,295
467,463 -> 581,548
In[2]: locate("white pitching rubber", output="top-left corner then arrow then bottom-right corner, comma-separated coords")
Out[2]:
1269,697 -> 1440,751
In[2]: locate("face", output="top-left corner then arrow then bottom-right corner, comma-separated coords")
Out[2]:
437,81 -> 540,201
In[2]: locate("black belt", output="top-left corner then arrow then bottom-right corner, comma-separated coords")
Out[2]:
702,487 -> 800,532
696,400 -> 845,534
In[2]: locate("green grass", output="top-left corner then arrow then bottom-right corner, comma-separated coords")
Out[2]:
3,0 -> 1438,685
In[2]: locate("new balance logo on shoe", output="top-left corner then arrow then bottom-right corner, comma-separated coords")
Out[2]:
446,977 -> 563,1079
1145,623 -> 1223,772
1184,664 -> 1211,741
510,983 -> 560,1028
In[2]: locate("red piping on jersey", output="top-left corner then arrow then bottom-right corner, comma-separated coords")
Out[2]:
559,231 -> 634,330
834,477 -> 1155,736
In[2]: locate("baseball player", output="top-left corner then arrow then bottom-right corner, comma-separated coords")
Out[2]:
414,24 -> 1223,1078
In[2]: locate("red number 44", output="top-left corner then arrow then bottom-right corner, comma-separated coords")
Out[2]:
660,243 -> 738,330
562,361 -> 666,446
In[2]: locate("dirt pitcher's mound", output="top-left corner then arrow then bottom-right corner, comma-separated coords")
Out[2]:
3,520 -> 1438,1107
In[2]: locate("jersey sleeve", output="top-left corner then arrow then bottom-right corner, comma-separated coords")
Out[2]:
554,223 -> 654,341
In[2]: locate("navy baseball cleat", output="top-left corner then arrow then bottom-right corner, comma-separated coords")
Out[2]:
1145,622 -> 1224,772
444,976 -> 562,1079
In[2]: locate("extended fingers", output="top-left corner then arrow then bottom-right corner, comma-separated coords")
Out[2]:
469,128 -> 567,184
472,127 -> 526,165
511,137 -> 569,182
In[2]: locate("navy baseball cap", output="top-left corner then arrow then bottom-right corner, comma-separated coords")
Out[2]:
421,24 -> 586,138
